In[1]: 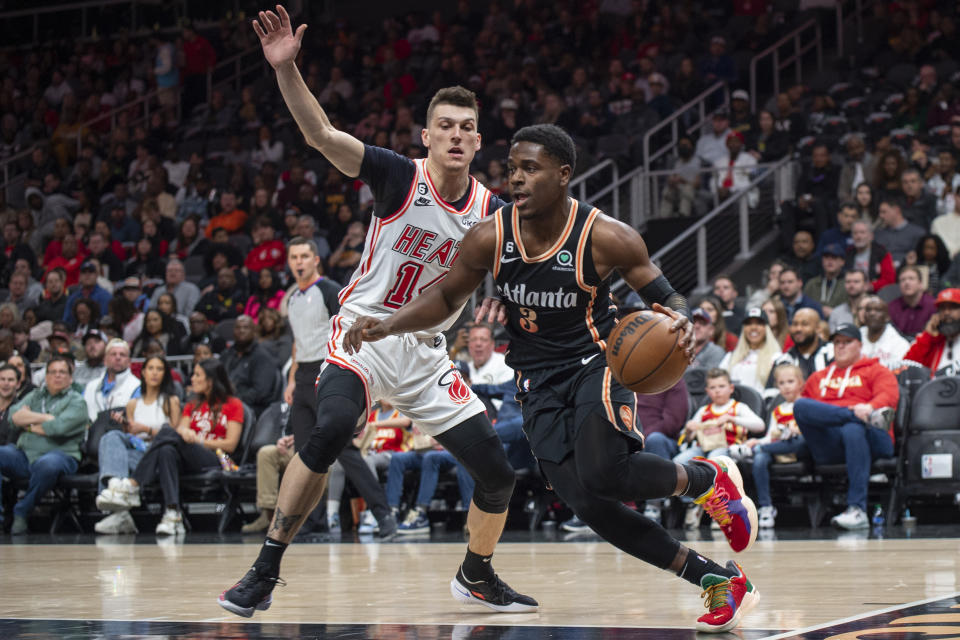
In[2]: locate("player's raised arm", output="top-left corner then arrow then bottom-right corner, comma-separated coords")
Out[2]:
343,220 -> 497,353
253,5 -> 364,176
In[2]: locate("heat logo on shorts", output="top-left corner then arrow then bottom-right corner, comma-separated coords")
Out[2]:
439,368 -> 472,405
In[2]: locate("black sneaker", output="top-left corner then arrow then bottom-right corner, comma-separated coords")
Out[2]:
378,512 -> 398,539
450,566 -> 538,613
218,566 -> 286,618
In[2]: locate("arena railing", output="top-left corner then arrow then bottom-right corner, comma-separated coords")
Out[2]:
642,81 -> 729,177
606,155 -> 794,299
749,18 -> 822,114
836,0 -> 879,62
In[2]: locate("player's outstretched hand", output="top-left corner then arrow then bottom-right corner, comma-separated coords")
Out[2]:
652,303 -> 695,363
474,297 -> 508,325
343,316 -> 389,354
252,4 -> 306,70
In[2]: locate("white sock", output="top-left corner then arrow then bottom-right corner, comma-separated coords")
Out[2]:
327,501 -> 340,517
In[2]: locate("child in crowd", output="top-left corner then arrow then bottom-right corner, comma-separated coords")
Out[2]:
737,364 -> 809,529
674,368 -> 764,528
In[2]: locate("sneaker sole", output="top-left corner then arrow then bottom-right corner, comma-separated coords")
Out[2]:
712,456 -> 759,553
449,579 -> 538,613
695,588 -> 760,633
560,525 -> 591,533
218,593 -> 272,618
397,528 -> 430,535
95,496 -> 132,512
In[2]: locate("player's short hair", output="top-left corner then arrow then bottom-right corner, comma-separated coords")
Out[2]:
426,86 -> 479,125
772,363 -> 804,384
510,124 -> 577,170
287,236 -> 318,256
706,368 -> 731,383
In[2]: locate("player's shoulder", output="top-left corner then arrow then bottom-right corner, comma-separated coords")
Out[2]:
363,143 -> 416,172
487,192 -> 511,214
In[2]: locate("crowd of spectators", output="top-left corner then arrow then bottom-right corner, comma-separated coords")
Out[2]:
4,0 -> 960,534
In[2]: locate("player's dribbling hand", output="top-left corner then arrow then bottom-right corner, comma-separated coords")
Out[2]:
651,303 -> 694,363
474,297 -> 508,325
343,316 -> 389,354
252,5 -> 307,70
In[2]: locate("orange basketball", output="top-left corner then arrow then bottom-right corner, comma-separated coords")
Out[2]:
605,310 -> 688,394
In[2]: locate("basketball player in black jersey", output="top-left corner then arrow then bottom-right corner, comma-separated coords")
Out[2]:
346,124 -> 761,633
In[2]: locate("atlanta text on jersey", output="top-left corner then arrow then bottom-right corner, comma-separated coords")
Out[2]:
496,281 -> 579,309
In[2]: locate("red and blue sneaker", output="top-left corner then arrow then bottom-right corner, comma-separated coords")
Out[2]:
696,561 -> 760,633
692,455 -> 758,553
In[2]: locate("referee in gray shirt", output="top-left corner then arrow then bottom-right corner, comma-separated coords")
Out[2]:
284,237 -> 397,537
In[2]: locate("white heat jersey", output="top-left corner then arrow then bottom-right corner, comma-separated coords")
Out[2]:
337,158 -> 492,339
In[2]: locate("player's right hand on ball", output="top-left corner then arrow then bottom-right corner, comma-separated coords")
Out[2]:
343,316 -> 389,354
252,5 -> 306,70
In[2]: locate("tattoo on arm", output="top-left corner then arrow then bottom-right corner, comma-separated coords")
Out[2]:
269,507 -> 303,535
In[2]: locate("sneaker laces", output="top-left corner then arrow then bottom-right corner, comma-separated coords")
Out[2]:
701,579 -> 733,612
235,567 -> 287,593
402,509 -> 422,525
702,488 -> 732,527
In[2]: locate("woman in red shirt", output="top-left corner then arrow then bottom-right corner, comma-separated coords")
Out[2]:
132,358 -> 243,535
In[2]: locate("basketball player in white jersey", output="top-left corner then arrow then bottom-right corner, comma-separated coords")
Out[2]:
219,5 -> 537,617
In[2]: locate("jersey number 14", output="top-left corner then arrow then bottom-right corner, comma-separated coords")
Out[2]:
382,261 -> 449,309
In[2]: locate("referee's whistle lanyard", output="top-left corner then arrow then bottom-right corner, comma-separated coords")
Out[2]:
818,363 -> 852,399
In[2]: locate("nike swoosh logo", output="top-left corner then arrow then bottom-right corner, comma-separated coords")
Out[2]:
581,354 -> 599,365
459,571 -> 485,585
500,255 -> 521,263
264,540 -> 283,547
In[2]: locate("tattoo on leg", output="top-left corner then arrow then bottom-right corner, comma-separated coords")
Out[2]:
269,507 -> 302,535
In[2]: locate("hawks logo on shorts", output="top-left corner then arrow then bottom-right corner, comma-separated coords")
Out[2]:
439,368 -> 471,405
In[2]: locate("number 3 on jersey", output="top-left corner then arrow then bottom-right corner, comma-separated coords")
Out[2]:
383,260 -> 448,309
518,306 -> 538,333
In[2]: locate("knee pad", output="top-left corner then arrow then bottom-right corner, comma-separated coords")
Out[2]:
436,413 -> 515,514
298,395 -> 364,474
470,443 -> 515,513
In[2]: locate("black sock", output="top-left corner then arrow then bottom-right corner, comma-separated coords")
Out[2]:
254,537 -> 288,577
676,549 -> 735,587
462,549 -> 495,581
680,460 -> 717,498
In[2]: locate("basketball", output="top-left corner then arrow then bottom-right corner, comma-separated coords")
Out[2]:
605,310 -> 688,394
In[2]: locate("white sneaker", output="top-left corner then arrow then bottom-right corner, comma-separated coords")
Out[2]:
117,478 -> 140,507
684,504 -> 703,529
758,505 -> 777,529
156,509 -> 186,536
95,478 -> 140,511
831,505 -> 869,530
94,510 -> 138,534
357,510 -> 378,534
642,502 -> 661,524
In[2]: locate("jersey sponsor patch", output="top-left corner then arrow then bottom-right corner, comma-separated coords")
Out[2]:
554,249 -> 575,272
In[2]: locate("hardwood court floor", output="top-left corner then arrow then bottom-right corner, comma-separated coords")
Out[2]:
1,536 -> 957,633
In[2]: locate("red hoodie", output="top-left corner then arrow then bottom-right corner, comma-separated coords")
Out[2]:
903,330 -> 949,375
802,357 -> 900,441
